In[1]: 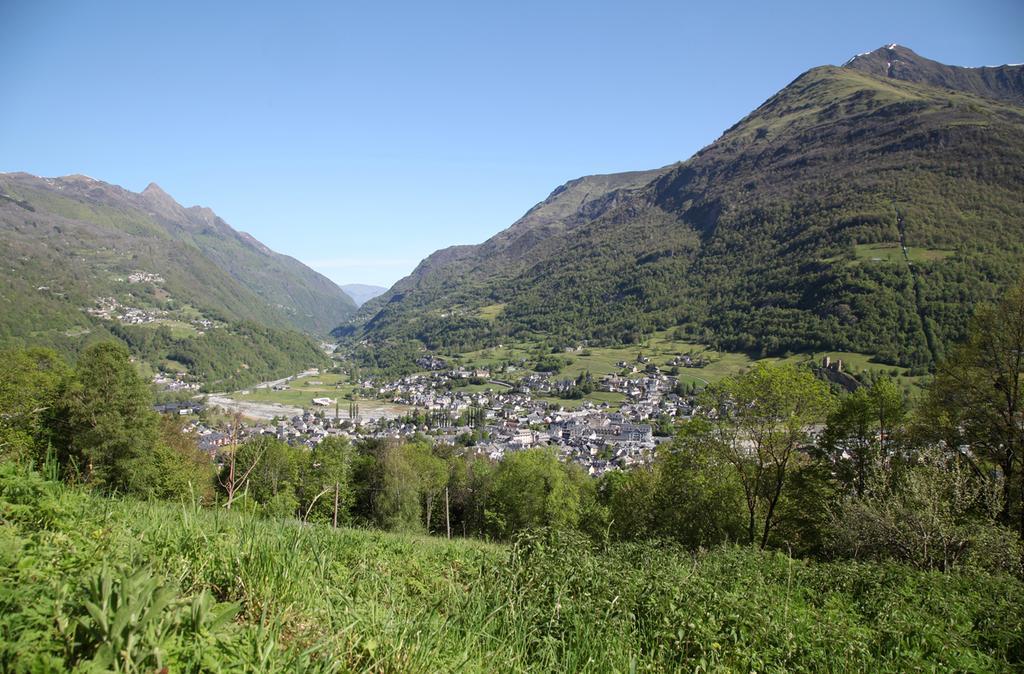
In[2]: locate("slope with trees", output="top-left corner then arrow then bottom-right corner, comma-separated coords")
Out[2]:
355,47 -> 1024,371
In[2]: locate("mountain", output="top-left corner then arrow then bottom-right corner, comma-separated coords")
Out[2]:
0,173 -> 356,387
845,44 -> 1024,106
353,47 -> 1024,370
341,284 -> 389,307
0,173 -> 356,337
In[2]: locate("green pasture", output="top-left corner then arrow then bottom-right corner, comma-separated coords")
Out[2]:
853,242 -> 954,264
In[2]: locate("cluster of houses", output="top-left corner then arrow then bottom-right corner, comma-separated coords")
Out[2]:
341,365 -> 692,475
184,411 -> 426,455
158,355 -> 701,477
177,402 -> 666,477
152,372 -> 202,392
87,296 -> 164,324
126,271 -> 164,284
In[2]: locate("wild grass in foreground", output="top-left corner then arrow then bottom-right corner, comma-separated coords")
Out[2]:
2,462 -> 1022,672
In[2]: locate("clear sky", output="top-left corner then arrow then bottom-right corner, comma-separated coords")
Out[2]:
2,1 -> 1021,288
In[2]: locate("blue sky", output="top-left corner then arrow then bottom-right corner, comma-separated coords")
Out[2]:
2,1 -> 1021,288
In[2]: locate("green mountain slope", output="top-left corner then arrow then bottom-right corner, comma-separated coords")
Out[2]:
355,47 -> 1024,370
0,173 -> 352,387
0,173 -> 356,342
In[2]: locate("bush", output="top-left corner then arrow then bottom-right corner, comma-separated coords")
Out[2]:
827,446 -> 1023,574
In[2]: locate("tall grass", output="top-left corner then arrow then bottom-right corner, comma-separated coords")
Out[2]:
2,462 -> 1021,672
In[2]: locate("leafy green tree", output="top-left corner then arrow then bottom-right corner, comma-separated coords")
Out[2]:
443,452 -> 494,537
652,414 -> 676,438
351,439 -> 427,531
701,363 -> 834,549
484,448 -> 584,538
651,418 -> 746,547
921,284 -> 1024,535
297,437 -> 354,526
128,416 -> 216,501
56,342 -> 160,493
819,378 -> 906,496
410,444 -> 448,533
600,467 -> 657,542
828,445 -> 1022,573
0,347 -> 69,464
227,436 -> 299,518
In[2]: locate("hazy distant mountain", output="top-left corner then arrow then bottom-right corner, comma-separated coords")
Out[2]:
354,46 -> 1024,370
341,284 -> 389,307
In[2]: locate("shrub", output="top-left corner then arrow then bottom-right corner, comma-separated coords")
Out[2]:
827,446 -> 1023,574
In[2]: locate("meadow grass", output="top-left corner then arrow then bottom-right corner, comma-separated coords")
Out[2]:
2,462 -> 1022,672
476,304 -> 507,321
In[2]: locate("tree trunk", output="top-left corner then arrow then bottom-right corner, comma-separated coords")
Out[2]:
760,464 -> 788,550
333,481 -> 339,528
445,486 -> 451,539
747,503 -> 757,546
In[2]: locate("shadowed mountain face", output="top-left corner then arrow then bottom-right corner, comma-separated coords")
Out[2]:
0,173 -> 356,347
354,47 -> 1024,369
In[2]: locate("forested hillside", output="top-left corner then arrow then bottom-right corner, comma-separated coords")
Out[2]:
356,47 -> 1024,371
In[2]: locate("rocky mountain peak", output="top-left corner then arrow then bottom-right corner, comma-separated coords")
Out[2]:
844,44 -> 1024,105
142,181 -> 169,197
140,181 -> 180,211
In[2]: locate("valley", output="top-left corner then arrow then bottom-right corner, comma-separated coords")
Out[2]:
3,29 -> 1024,672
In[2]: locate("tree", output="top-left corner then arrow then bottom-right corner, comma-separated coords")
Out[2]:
600,467 -> 657,542
819,378 -> 906,496
217,414 -> 263,510
443,452 -> 494,537
923,284 -> 1024,535
130,416 -> 216,501
701,363 -> 834,549
233,436 -> 300,518
484,448 -> 584,539
351,439 -> 427,531
0,348 -> 69,464
650,418 -> 746,547
408,444 -> 447,533
56,342 -> 159,494
295,436 -> 355,526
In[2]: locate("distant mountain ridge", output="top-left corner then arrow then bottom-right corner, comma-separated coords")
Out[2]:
341,284 -> 388,307
354,46 -> 1024,370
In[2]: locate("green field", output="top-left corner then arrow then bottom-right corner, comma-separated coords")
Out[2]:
537,390 -> 628,410
455,341 -> 542,370
853,242 -> 954,264
230,372 -> 357,407
3,463 -> 1021,672
450,381 -> 507,394
147,319 -> 198,338
476,303 -> 506,321
453,331 -> 926,404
